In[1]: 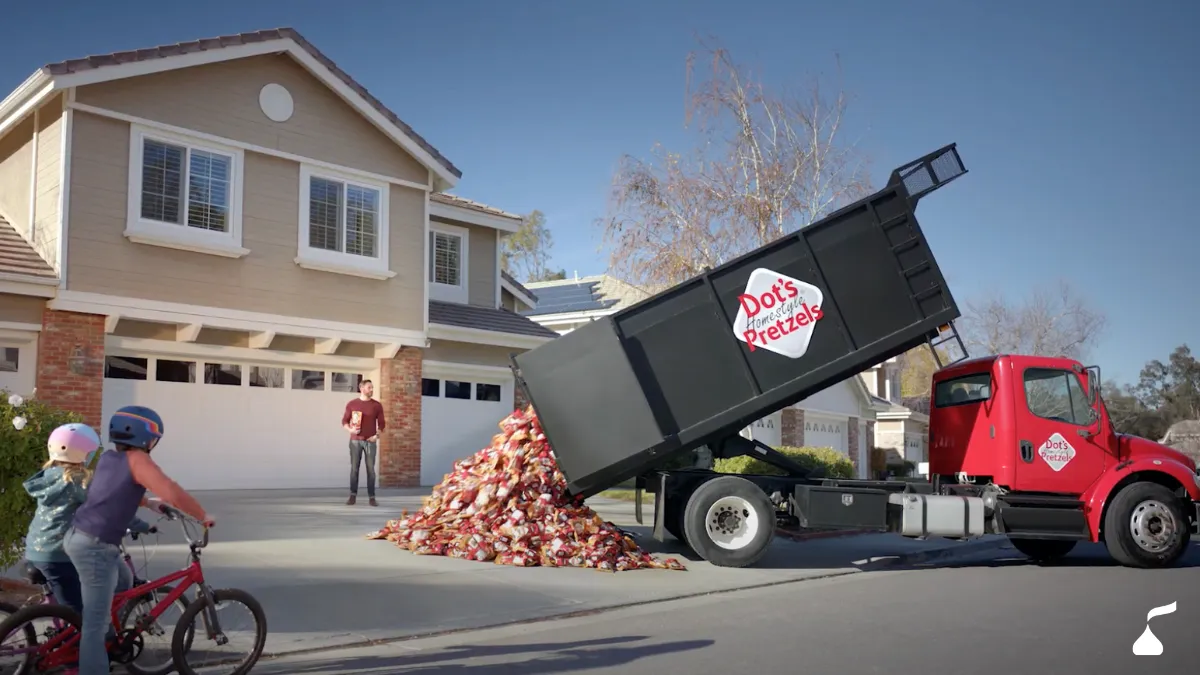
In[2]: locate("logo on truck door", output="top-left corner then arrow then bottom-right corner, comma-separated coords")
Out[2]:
1037,433 -> 1076,472
732,268 -> 825,358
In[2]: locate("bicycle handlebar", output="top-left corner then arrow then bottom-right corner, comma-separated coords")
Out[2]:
158,504 -> 210,549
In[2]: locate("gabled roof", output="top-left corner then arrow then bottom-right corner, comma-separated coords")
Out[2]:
0,27 -> 461,190
431,193 -> 521,221
0,216 -> 56,280
500,270 -> 538,309
521,274 -> 663,317
428,301 -> 558,339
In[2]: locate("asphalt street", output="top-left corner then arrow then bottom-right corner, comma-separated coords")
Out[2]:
253,541 -> 1200,675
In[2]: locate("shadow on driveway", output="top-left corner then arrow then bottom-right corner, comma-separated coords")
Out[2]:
265,635 -> 713,674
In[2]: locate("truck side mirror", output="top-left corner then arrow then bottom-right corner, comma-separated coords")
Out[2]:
1084,365 -> 1101,405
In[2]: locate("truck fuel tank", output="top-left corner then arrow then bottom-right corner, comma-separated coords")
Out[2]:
888,492 -> 987,539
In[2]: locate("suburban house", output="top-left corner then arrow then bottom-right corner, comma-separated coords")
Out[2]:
520,274 -> 890,477
0,27 -> 561,490
859,357 -> 931,467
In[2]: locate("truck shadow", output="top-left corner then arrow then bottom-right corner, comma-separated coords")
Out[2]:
883,541 -> 1200,572
262,635 -> 714,674
618,525 -> 881,570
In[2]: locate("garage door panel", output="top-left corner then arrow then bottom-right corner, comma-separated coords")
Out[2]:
103,355 -> 371,491
420,369 -> 514,486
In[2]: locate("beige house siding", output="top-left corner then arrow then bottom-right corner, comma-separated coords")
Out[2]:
33,99 -> 63,269
499,289 -> 518,312
66,111 -> 425,331
0,116 -> 33,235
74,54 -> 429,185
0,293 -> 46,324
424,340 -> 522,368
467,225 -> 496,307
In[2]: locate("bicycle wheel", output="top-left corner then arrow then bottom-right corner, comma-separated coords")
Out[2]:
171,589 -> 266,675
0,603 -> 81,675
118,585 -> 195,675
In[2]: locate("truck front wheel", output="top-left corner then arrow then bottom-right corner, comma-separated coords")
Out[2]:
1103,481 -> 1192,569
1008,538 -> 1076,564
682,476 -> 775,568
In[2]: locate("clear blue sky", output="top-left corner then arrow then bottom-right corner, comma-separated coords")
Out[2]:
1,0 -> 1195,386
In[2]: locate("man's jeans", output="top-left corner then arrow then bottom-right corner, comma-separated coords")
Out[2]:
63,527 -> 133,674
349,440 -> 377,498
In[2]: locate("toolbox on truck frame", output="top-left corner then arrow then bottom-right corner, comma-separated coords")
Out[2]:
511,143 -> 970,500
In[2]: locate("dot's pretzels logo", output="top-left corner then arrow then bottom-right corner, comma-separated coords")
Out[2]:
732,268 -> 824,359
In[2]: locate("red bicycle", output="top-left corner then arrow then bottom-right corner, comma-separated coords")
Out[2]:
0,505 -> 267,675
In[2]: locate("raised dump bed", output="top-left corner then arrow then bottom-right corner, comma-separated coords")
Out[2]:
512,144 -> 969,500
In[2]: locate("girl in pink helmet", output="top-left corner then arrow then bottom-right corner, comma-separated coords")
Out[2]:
21,423 -> 157,615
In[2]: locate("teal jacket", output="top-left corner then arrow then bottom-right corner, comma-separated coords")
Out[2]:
23,466 -> 152,563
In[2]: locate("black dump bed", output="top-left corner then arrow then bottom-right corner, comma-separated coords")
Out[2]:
513,144 -> 968,499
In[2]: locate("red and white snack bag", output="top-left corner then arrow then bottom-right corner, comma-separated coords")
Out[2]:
365,406 -> 686,572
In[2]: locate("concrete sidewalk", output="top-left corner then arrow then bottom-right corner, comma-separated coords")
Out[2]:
26,489 -> 1009,656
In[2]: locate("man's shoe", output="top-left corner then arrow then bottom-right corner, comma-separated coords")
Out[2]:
346,495 -> 357,505
369,497 -> 378,507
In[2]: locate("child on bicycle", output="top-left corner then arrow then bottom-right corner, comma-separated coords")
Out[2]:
65,405 -> 214,675
21,424 -> 158,616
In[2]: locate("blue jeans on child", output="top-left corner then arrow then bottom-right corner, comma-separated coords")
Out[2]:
29,561 -> 84,616
63,527 -> 133,675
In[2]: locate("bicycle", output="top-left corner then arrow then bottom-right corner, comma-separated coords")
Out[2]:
0,505 -> 267,675
1,525 -> 190,675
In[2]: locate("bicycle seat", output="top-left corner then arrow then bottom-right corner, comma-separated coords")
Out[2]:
23,562 -> 48,586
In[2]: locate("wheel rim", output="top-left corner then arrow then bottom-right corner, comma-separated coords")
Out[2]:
1129,499 -> 1177,553
704,496 -> 759,550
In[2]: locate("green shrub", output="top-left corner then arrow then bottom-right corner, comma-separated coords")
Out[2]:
0,390 -> 84,569
714,446 -> 855,479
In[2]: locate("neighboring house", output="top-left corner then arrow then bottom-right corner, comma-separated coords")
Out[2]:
859,358 -> 930,466
1160,420 -> 1200,466
519,274 -> 888,477
0,28 -> 559,490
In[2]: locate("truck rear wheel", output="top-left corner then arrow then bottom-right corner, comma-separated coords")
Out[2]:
1008,537 -> 1076,564
682,476 -> 775,568
1103,481 -> 1191,569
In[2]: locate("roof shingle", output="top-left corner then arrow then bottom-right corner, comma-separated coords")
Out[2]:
430,193 -> 522,221
40,27 -> 462,181
0,217 -> 56,280
500,270 -> 538,303
429,301 -> 558,339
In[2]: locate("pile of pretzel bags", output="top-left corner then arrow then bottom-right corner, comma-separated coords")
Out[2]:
366,406 -> 686,572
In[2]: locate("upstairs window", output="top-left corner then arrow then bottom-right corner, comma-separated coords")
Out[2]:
126,126 -> 246,258
297,165 -> 393,280
428,221 -> 468,303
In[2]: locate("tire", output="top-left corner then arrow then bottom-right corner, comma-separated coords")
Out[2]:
0,603 -> 82,675
118,584 -> 195,675
1009,537 -> 1076,564
682,476 -> 776,568
1103,481 -> 1192,569
171,588 -> 267,675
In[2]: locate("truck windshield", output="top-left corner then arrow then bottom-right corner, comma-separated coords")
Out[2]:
933,372 -> 992,408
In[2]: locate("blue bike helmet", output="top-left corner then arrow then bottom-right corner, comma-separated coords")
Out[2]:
108,405 -> 164,451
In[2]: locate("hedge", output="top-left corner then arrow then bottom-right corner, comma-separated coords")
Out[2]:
0,389 -> 83,569
714,446 -> 855,479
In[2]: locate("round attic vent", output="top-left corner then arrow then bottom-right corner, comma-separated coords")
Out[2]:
258,83 -> 294,123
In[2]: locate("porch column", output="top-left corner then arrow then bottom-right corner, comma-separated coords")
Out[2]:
781,408 -> 804,446
378,347 -> 422,487
36,308 -> 105,428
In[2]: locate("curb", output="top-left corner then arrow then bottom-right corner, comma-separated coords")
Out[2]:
257,536 -> 1009,662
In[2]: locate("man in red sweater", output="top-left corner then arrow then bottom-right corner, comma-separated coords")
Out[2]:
342,379 -> 386,506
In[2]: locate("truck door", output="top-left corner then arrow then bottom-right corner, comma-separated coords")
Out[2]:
1013,364 -> 1108,493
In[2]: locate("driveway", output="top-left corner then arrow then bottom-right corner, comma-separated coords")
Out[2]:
118,489 -> 1005,656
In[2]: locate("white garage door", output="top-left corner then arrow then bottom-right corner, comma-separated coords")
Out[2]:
102,352 -> 373,490
0,329 -> 37,399
803,413 -> 847,453
420,363 -> 513,486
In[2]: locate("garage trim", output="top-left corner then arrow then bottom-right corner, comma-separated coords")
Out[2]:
422,359 -> 513,383
107,335 -> 377,371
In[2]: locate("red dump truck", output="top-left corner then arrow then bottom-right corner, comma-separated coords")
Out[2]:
511,144 -> 1199,569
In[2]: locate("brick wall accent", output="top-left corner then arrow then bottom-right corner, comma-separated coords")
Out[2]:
781,408 -> 804,446
514,376 -> 530,412
378,347 -> 422,487
36,309 -> 105,428
866,420 -> 876,449
847,416 -> 861,473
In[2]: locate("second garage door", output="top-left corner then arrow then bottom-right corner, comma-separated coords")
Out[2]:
420,363 -> 514,486
101,353 -> 374,490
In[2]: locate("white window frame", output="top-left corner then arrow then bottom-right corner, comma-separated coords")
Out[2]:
125,124 -> 248,258
296,164 -> 395,280
428,221 -> 469,304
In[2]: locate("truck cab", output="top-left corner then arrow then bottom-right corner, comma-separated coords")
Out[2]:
928,353 -> 1200,567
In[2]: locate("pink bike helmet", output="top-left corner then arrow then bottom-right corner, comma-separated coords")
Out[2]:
47,423 -> 102,464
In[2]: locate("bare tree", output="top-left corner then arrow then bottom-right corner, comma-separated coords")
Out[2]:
957,280 -> 1107,362
596,37 -> 873,288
